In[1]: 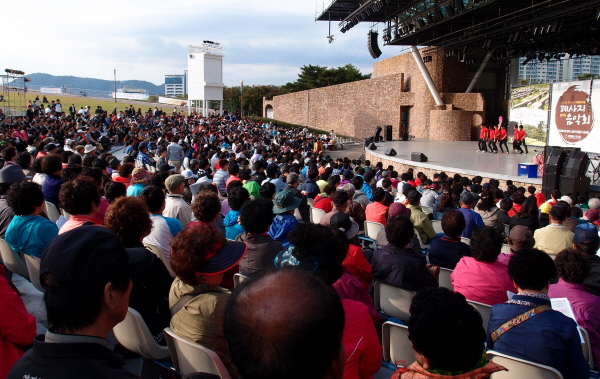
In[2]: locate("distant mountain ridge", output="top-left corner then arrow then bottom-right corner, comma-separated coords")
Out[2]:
23,73 -> 164,95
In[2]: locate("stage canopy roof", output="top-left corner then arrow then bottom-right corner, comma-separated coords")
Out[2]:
317,0 -> 600,60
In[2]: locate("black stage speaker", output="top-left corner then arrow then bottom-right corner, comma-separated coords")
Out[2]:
562,149 -> 589,179
385,148 -> 397,156
385,125 -> 393,141
541,173 -> 558,200
411,152 -> 428,162
544,146 -> 567,175
560,176 -> 590,198
402,132 -> 409,141
368,143 -> 377,150
373,126 -> 383,143
364,137 -> 374,147
367,31 -> 382,59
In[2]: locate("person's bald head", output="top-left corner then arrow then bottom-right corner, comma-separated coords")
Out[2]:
224,268 -> 345,379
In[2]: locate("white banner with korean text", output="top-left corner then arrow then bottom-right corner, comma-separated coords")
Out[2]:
548,80 -> 598,153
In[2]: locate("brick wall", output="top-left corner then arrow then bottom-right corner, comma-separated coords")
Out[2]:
264,47 -> 486,141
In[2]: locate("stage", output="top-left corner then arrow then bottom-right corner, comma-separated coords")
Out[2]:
364,139 -> 543,187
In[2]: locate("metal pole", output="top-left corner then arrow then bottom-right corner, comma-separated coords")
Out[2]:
114,69 -> 117,103
409,46 -> 444,106
240,80 -> 244,118
466,52 -> 492,93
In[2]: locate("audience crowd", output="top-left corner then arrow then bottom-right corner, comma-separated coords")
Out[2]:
0,104 -> 599,379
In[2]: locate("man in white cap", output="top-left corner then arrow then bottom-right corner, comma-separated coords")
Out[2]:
84,144 -> 96,158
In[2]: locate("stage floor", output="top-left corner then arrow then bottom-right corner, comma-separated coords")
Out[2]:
367,139 -> 543,185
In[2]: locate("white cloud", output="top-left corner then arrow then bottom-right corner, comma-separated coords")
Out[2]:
3,0 -> 393,86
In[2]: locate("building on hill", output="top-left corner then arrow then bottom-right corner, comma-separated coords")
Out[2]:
165,72 -> 188,97
518,55 -> 600,84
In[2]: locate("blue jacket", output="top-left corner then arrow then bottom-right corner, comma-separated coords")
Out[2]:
223,210 -> 244,240
5,215 -> 59,258
458,207 -> 484,239
487,294 -> 589,379
428,234 -> 471,270
42,174 -> 63,207
268,213 -> 298,248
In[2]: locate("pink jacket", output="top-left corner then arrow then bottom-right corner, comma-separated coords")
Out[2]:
451,256 -> 517,305
0,268 -> 36,378
549,279 -> 600,365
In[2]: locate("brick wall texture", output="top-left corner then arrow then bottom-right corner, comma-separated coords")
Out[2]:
264,47 -> 486,141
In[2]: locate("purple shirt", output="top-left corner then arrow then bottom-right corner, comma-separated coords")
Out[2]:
549,278 -> 600,365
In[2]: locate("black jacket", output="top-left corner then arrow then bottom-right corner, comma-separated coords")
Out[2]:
371,244 -> 438,291
236,232 -> 283,276
8,335 -> 140,379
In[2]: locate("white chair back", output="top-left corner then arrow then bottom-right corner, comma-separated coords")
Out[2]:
579,326 -> 595,369
414,230 -> 430,249
504,224 -> 510,236
0,239 -> 29,278
500,244 -> 512,255
310,207 -> 326,224
164,327 -> 232,378
438,267 -> 453,291
60,207 -> 71,220
374,281 -> 415,322
143,243 -> 175,277
45,201 -> 61,223
421,206 -> 433,214
23,254 -> 43,292
382,321 -> 414,366
467,300 -> 492,329
307,197 -> 314,208
460,237 -> 471,245
113,308 -> 170,360
233,273 -> 249,288
487,350 -> 563,379
431,220 -> 443,234
364,221 -> 385,240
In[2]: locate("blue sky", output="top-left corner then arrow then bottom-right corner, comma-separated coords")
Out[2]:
4,0 -> 402,86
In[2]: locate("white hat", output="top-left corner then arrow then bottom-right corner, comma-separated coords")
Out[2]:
84,144 -> 96,154
560,195 -> 573,205
65,138 -> 73,145
181,169 -> 198,180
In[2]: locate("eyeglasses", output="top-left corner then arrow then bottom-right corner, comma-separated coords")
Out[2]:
273,245 -> 319,272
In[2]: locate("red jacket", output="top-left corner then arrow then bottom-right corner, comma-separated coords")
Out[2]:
342,244 -> 373,290
341,299 -> 381,379
0,267 -> 37,378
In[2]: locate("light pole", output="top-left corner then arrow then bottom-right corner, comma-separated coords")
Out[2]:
114,69 -> 117,103
240,80 -> 244,117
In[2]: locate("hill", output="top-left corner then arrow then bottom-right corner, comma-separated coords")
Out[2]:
23,73 -> 164,95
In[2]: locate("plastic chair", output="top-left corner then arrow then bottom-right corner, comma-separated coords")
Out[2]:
421,206 -> 433,214
307,197 -> 314,208
501,244 -> 512,255
579,326 -> 595,369
487,350 -> 563,379
164,327 -> 232,378
60,207 -> 71,220
45,201 -> 61,223
233,273 -> 249,288
374,281 -> 415,322
364,221 -> 384,240
113,307 -> 170,360
431,220 -> 443,234
460,237 -> 471,245
467,300 -> 492,329
143,243 -> 175,277
414,230 -> 430,249
0,239 -> 29,279
23,254 -> 43,292
438,267 -> 453,291
504,224 -> 510,236
382,321 -> 414,367
310,207 -> 326,224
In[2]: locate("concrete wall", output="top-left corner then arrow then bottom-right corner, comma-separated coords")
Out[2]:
264,48 -> 485,141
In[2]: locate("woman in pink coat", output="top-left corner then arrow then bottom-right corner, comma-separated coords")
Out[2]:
452,226 -> 517,305
0,266 -> 37,378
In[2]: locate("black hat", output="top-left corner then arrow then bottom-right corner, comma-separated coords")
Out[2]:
40,226 -> 154,296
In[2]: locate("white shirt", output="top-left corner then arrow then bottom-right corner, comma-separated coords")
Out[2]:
163,194 -> 192,228
143,215 -> 181,263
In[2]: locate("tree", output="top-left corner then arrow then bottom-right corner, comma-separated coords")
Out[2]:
223,85 -> 285,116
577,73 -> 597,80
283,64 -> 371,93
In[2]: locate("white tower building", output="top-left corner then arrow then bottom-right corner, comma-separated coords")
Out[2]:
187,41 -> 224,116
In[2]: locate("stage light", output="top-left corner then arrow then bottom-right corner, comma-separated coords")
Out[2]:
4,69 -> 25,75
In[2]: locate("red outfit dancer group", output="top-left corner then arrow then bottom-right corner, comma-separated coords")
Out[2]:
478,116 -> 528,154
